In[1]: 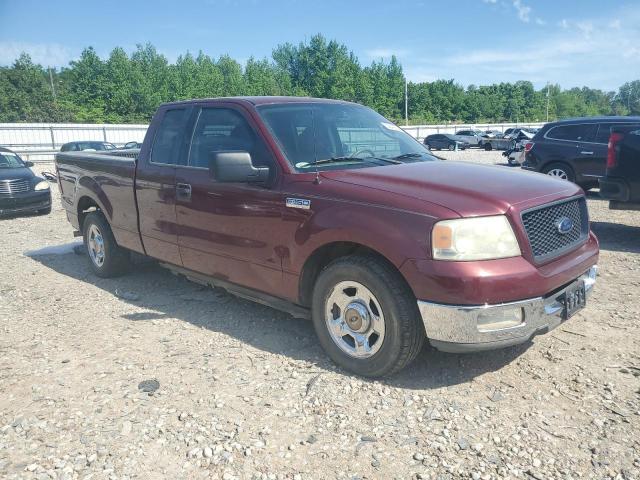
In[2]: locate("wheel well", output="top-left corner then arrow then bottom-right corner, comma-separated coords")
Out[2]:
298,242 -> 405,307
77,196 -> 100,230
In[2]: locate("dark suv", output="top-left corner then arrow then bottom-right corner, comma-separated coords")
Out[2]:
522,116 -> 640,189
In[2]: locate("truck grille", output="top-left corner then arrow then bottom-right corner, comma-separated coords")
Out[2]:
521,197 -> 589,262
0,179 -> 31,195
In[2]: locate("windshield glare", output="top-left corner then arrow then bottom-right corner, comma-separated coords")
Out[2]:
0,151 -> 25,168
257,103 -> 436,172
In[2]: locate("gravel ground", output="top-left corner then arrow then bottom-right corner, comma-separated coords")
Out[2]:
1,153 -> 639,480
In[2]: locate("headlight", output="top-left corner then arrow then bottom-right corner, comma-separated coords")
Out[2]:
34,180 -> 50,191
432,215 -> 521,261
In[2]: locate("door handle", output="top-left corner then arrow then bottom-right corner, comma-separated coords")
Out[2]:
580,151 -> 594,155
176,183 -> 192,201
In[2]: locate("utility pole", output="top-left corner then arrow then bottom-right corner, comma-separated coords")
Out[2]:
48,67 -> 57,102
404,78 -> 408,126
545,82 -> 550,122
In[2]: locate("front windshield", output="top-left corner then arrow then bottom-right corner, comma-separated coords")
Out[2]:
0,151 -> 25,168
257,102 -> 437,172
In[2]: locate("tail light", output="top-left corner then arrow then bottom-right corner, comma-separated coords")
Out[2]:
607,132 -> 624,169
524,142 -> 534,152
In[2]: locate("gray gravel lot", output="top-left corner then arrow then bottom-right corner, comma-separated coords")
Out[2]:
1,152 -> 639,480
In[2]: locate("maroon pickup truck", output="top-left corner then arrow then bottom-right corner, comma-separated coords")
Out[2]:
55,97 -> 599,377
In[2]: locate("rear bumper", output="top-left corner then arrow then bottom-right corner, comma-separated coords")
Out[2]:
0,191 -> 51,216
418,266 -> 597,353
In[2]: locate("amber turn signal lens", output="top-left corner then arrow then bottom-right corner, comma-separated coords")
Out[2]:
432,224 -> 452,250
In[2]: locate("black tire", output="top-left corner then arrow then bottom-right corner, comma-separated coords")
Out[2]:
82,211 -> 130,278
311,255 -> 425,377
426,142 -> 435,150
484,142 -> 493,151
542,162 -> 576,183
448,143 -> 455,151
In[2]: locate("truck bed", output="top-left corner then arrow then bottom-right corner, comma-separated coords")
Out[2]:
55,151 -> 142,252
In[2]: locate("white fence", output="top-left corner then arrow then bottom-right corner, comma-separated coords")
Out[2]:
1,121 -> 545,163
0,123 -> 148,162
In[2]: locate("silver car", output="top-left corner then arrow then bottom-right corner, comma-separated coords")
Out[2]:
454,129 -> 484,147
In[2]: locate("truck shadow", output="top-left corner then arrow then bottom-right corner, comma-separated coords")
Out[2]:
590,221 -> 640,254
30,247 -> 529,391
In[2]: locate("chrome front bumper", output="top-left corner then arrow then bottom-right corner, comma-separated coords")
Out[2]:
418,266 -> 598,353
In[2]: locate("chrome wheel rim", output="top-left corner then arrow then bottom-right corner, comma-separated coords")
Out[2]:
87,224 -> 105,267
325,281 -> 385,358
547,168 -> 568,180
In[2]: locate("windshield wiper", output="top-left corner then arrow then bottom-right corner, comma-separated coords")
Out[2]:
312,156 -> 401,166
391,153 -> 424,160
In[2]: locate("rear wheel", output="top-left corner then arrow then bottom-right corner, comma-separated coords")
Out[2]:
543,162 -> 575,183
448,143 -> 455,151
484,142 -> 493,151
312,256 -> 425,377
82,212 -> 130,277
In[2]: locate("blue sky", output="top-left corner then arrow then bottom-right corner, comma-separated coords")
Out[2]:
1,0 -> 638,90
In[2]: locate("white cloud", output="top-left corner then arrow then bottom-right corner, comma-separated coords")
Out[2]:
512,0 -> 531,22
365,48 -> 409,59
0,41 -> 76,67
407,7 -> 640,90
608,18 -> 621,29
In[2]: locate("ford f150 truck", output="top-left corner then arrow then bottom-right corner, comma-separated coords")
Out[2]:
55,97 -> 599,377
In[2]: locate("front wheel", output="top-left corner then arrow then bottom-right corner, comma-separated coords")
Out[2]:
448,143 -> 456,151
484,142 -> 493,151
312,256 -> 425,377
83,212 -> 130,278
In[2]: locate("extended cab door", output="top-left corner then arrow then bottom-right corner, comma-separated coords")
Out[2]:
174,104 -> 286,296
135,106 -> 191,266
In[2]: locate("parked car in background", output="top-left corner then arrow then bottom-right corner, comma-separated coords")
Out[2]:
482,130 -> 533,151
482,129 -> 503,138
60,141 -> 117,152
123,141 -> 142,149
424,133 -> 470,150
56,96 -> 599,377
0,147 -> 51,216
504,127 -> 537,138
454,129 -> 483,147
522,116 -> 640,189
599,125 -> 640,211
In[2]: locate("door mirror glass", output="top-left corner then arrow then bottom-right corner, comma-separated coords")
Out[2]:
209,151 -> 269,183
24,160 -> 34,167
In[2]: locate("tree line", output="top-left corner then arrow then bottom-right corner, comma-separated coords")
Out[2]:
1,34 -> 638,125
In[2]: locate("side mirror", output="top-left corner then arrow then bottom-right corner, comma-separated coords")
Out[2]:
24,161 -> 34,167
209,151 -> 269,183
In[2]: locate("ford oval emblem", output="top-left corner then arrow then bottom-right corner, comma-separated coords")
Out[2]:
556,216 -> 574,234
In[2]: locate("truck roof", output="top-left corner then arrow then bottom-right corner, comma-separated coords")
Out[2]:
160,96 -> 358,108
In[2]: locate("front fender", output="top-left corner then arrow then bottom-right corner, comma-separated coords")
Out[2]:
284,198 -> 434,274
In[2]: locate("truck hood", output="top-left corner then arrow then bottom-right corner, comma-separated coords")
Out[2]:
321,161 -> 581,217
